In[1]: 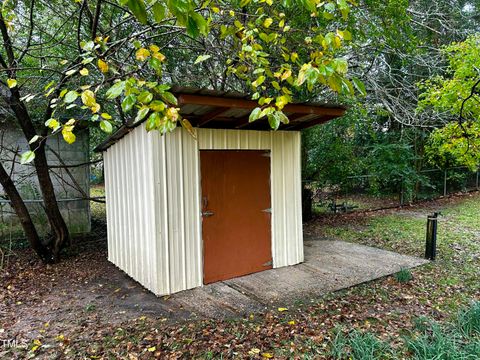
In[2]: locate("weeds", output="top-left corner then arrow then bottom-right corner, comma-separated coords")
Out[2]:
330,302 -> 480,359
394,268 -> 413,283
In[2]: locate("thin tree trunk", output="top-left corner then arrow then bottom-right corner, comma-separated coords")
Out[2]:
34,144 -> 70,261
0,162 -> 52,262
8,86 -> 70,262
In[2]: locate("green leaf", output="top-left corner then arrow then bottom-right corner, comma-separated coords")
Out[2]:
146,112 -> 161,131
138,91 -> 153,104
21,151 -> 35,164
135,106 -> 150,123
122,94 -> 137,113
185,15 -> 200,38
274,111 -> 289,125
352,77 -> 367,97
106,81 -> 126,100
100,120 -> 113,133
152,2 -> 168,22
252,75 -> 266,88
149,100 -> 165,112
194,54 -> 211,64
64,91 -> 79,104
160,91 -> 178,105
127,0 -> 148,24
249,107 -> 262,123
29,135 -> 41,144
268,114 -> 280,130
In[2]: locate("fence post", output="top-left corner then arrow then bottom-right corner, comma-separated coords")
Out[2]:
425,212 -> 439,260
400,178 -> 404,206
443,169 -> 448,197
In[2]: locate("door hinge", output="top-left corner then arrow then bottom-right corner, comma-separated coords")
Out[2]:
262,208 -> 272,214
262,152 -> 271,157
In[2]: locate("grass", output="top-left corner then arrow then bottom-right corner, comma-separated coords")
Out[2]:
318,194 -> 480,313
330,302 -> 480,359
394,268 -> 413,283
90,185 -> 106,221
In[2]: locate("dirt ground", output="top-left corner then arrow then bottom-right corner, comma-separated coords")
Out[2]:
0,192 -> 478,359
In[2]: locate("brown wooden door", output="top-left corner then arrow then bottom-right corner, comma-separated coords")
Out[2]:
200,150 -> 272,284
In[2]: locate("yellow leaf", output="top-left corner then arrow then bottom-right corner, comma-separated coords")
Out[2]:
98,59 -> 109,73
81,90 -> 96,107
79,68 -> 89,76
263,18 -> 273,28
147,346 -> 156,352
152,52 -> 166,62
288,320 -> 296,325
136,48 -> 151,61
248,348 -> 261,355
278,307 -> 288,312
45,118 -> 60,130
62,127 -> 76,144
101,113 -> 112,120
7,79 -> 17,88
262,353 -> 273,358
166,107 -> 180,122
149,44 -> 160,53
180,119 -> 197,139
33,339 -> 42,346
281,69 -> 292,81
91,103 -> 101,113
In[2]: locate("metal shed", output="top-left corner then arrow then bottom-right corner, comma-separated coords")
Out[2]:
97,87 -> 345,296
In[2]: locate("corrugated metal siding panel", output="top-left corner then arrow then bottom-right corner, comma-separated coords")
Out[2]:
103,127 -> 159,294
197,128 -> 271,150
151,129 -> 203,295
271,131 -> 304,267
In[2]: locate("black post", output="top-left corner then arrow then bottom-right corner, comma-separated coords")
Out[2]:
425,212 -> 439,260
302,185 -> 313,222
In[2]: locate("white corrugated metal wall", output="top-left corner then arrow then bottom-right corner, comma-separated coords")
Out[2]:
104,127 -> 159,294
104,126 -> 303,296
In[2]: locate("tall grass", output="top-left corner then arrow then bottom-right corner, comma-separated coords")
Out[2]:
329,302 -> 480,359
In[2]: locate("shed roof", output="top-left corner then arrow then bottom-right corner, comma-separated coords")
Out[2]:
95,86 -> 346,152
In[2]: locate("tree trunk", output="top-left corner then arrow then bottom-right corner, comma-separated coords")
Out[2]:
0,162 -> 52,262
34,144 -> 70,261
8,88 -> 70,262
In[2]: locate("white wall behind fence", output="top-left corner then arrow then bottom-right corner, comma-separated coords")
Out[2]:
104,126 -> 303,296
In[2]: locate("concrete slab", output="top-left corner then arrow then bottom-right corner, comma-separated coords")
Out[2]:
167,240 -> 428,319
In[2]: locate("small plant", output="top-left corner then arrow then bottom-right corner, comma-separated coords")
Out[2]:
407,302 -> 480,359
394,268 -> 413,283
457,302 -> 480,336
85,303 -> 96,312
329,328 -> 393,359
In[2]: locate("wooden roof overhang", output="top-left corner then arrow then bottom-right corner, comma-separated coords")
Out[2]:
95,86 -> 346,152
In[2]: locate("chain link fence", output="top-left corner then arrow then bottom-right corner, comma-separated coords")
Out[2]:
304,166 -> 480,217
